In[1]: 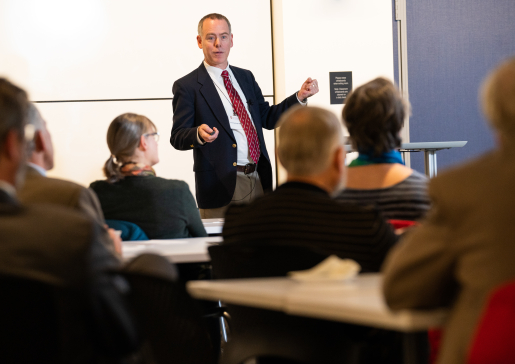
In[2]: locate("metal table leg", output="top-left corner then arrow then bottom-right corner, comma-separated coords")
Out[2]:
424,150 -> 438,177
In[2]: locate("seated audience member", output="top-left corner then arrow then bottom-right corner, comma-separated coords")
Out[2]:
18,104 -> 121,254
222,106 -> 398,273
90,113 -> 207,239
335,77 -> 430,221
382,57 -> 515,364
0,79 -> 135,360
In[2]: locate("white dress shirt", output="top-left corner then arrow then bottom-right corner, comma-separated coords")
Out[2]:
198,61 -> 307,166
203,61 -> 256,165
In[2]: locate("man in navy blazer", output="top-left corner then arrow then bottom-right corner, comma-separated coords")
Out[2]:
171,13 -> 319,217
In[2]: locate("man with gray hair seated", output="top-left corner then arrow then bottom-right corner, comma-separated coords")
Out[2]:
18,103 -> 121,254
222,106 -> 398,273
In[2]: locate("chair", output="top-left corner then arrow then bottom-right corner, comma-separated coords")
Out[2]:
209,243 -> 374,364
0,274 -> 139,364
208,242 -> 330,279
0,276 -> 59,363
122,253 -> 218,364
105,219 -> 149,241
467,279 -> 515,364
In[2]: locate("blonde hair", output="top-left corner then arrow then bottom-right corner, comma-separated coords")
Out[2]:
481,57 -> 515,142
277,106 -> 343,176
103,113 -> 156,183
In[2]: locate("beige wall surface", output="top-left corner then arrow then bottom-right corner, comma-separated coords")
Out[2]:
272,0 -> 394,183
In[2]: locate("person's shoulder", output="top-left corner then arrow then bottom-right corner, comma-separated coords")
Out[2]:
43,175 -> 85,193
89,179 -> 111,190
406,169 -> 429,182
174,64 -> 204,86
430,151 -> 494,189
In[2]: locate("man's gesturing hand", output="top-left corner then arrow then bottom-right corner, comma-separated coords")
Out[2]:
298,77 -> 319,102
199,124 -> 219,143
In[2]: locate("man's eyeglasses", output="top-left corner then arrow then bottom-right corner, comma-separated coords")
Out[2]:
144,132 -> 160,142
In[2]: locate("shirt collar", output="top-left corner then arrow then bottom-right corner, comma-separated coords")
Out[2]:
27,162 -> 47,177
0,180 -> 16,198
204,60 -> 232,80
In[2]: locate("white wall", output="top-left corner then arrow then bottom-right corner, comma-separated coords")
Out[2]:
0,0 -> 274,198
272,0 -> 395,183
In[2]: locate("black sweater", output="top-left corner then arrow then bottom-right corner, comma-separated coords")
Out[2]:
222,182 -> 398,273
90,176 -> 206,239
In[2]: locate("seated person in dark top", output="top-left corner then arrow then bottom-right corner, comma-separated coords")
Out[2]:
335,77 -> 430,221
222,106 -> 398,273
90,113 -> 207,240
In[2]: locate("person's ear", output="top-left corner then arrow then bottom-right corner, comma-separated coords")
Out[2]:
139,135 -> 148,151
2,129 -> 24,163
33,130 -> 45,153
230,33 -> 233,48
333,145 -> 345,173
197,35 -> 203,49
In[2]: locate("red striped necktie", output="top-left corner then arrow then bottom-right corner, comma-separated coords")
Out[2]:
221,70 -> 260,164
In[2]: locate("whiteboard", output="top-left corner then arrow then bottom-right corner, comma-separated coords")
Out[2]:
0,0 -> 275,200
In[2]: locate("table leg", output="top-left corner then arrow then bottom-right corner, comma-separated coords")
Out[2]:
403,332 -> 429,364
424,150 -> 437,177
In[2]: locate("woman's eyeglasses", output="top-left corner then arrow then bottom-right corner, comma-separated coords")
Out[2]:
144,132 -> 160,142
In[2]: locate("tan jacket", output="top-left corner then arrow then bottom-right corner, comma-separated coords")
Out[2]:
18,165 -> 105,225
382,150 -> 515,364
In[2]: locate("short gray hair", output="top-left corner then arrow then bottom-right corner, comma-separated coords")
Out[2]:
277,106 -> 344,176
198,13 -> 231,36
481,56 -> 515,142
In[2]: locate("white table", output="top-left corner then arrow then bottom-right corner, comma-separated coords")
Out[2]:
122,236 -> 222,263
399,141 -> 467,177
188,274 -> 447,363
202,218 -> 224,235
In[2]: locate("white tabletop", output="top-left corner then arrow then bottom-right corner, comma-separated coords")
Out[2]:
187,274 -> 447,332
202,218 -> 224,235
122,236 -> 222,263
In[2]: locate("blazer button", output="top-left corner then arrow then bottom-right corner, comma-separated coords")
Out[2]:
233,162 -> 237,167
190,144 -> 194,148
232,144 -> 237,148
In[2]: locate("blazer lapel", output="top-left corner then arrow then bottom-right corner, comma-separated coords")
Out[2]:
197,63 -> 234,140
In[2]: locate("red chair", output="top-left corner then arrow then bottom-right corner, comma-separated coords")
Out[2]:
467,280 -> 515,364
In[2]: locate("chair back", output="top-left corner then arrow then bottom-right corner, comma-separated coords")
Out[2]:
105,219 -> 149,241
122,254 -> 217,364
208,242 -> 330,279
467,279 -> 515,364
0,276 -> 59,363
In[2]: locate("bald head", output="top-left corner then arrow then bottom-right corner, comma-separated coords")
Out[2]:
482,57 -> 515,144
277,106 -> 344,181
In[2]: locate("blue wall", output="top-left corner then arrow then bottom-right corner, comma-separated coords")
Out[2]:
406,0 -> 515,173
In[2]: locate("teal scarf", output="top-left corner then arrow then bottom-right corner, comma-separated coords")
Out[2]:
349,150 -> 404,167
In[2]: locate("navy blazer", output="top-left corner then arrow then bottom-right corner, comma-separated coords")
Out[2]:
170,63 -> 299,209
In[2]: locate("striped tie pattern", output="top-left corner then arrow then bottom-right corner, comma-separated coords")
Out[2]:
221,70 -> 260,164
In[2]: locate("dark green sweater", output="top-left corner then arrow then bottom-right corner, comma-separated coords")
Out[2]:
90,176 -> 206,239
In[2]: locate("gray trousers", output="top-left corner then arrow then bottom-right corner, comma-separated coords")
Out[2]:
199,170 -> 264,219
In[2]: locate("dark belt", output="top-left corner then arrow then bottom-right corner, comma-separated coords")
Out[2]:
236,163 -> 256,175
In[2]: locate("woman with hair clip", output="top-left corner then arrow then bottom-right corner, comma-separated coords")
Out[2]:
335,77 -> 430,221
90,113 -> 207,239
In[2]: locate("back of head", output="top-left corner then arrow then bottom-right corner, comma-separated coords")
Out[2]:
343,77 -> 407,157
0,78 -> 28,156
481,56 -> 515,146
277,106 -> 343,176
104,113 -> 156,183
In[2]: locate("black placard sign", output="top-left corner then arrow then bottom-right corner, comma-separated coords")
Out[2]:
330,72 -> 352,104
